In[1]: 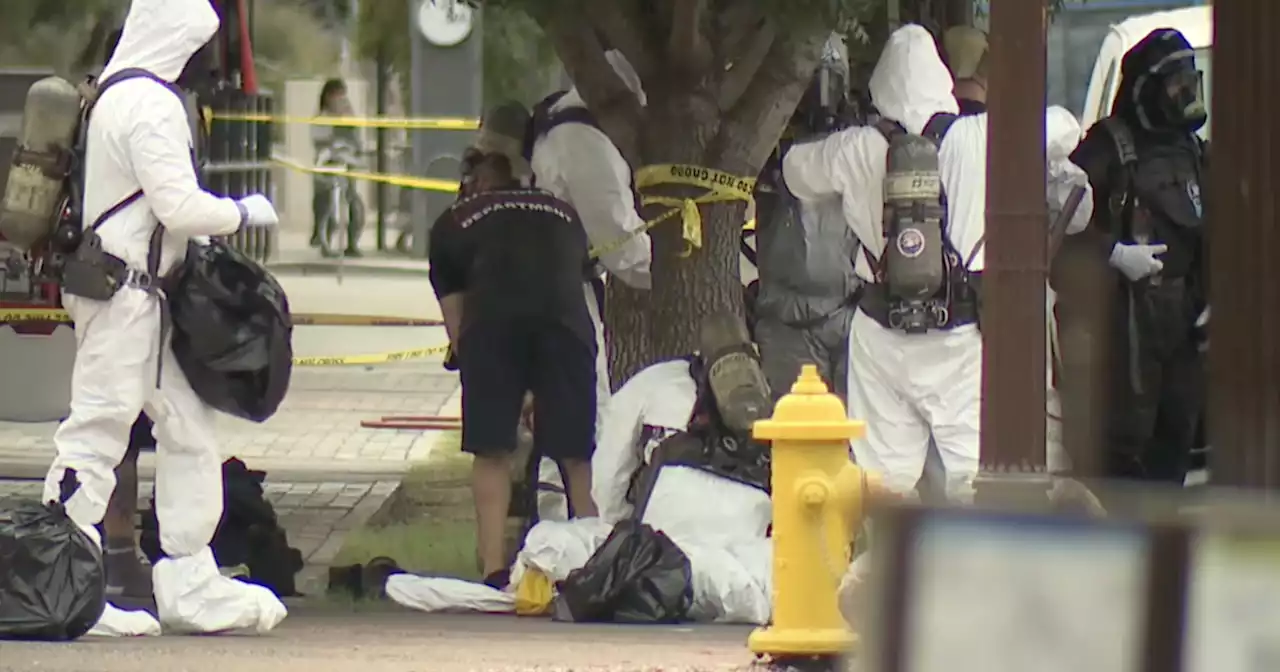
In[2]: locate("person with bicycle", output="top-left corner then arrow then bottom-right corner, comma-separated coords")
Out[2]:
311,78 -> 366,258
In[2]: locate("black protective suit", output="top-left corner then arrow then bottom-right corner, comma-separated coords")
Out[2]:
1059,29 -> 1208,483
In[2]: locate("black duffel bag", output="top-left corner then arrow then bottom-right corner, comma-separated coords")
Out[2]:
167,239 -> 293,422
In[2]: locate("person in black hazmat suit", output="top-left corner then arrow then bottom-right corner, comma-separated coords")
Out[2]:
1059,28 -> 1208,484
751,34 -> 861,400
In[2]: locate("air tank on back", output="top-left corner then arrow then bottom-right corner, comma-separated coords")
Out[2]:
0,76 -> 83,251
882,133 -> 946,300
698,311 -> 774,433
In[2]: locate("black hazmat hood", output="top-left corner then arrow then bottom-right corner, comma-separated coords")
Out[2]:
1111,27 -> 1198,130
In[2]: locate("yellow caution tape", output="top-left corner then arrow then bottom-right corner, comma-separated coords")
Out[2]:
634,164 -> 755,257
0,308 -> 441,328
272,154 -> 460,193
291,343 -> 451,367
291,313 -> 442,327
211,112 -> 479,131
0,309 -> 72,324
269,157 -> 754,260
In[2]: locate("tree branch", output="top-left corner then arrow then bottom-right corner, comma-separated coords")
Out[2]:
711,24 -> 829,174
583,0 -> 655,83
715,18 -> 775,112
528,0 -> 644,161
667,0 -> 713,77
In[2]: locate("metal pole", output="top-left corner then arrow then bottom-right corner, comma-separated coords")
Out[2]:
978,0 -> 1048,471
1209,0 -> 1280,490
375,47 -> 388,251
409,0 -> 429,257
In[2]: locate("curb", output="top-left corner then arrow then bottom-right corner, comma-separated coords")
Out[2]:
267,261 -> 430,278
0,456 -> 414,484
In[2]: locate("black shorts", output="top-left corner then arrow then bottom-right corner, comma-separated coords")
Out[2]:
457,319 -> 596,461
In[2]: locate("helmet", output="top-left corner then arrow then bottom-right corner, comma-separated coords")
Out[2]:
1118,28 -> 1207,133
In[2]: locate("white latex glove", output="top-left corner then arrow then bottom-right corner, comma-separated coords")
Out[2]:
1109,242 -> 1167,282
236,194 -> 279,228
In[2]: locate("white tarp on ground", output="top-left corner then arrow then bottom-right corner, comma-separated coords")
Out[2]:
386,359 -> 774,624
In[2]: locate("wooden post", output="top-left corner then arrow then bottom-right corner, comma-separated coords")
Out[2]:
1208,0 -> 1280,490
979,0 -> 1049,472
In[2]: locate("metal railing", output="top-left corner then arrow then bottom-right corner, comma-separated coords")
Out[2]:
203,89 -> 275,264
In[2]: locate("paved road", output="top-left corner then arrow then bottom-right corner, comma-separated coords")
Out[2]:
1,606 -> 762,672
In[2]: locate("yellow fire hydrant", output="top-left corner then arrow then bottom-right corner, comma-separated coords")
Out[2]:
748,364 -> 872,660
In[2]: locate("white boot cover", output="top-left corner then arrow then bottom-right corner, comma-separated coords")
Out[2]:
153,547 -> 287,634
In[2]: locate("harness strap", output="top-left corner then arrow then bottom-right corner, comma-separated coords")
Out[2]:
524,90 -> 643,265
87,190 -> 144,233
1100,117 -> 1140,236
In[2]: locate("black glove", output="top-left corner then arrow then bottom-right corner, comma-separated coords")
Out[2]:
443,348 -> 458,371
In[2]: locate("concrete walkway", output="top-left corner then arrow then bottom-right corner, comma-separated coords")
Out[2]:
267,229 -> 429,277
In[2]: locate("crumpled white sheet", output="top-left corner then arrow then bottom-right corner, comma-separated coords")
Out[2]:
385,518 -> 612,615
385,575 -> 515,614
680,537 -> 773,625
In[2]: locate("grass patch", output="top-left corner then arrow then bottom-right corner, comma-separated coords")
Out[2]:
332,430 -> 482,582
332,518 -> 477,578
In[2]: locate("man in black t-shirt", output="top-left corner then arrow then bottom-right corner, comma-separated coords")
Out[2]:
429,153 -> 599,588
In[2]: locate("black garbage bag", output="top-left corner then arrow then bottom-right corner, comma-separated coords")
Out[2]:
168,240 -> 293,422
553,521 -> 693,624
0,501 -> 106,640
140,458 -> 304,597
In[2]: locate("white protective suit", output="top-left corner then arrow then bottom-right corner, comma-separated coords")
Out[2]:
388,359 -> 773,624
529,50 -> 653,440
917,108 -> 1092,494
41,0 -> 286,636
782,25 -> 1093,498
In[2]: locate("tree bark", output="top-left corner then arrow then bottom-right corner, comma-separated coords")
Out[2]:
604,281 -> 654,389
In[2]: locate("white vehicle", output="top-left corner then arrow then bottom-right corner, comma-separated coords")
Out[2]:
1080,6 -> 1212,136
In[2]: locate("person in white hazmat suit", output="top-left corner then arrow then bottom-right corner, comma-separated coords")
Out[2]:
916,31 -> 1084,500
517,51 -> 653,518
41,0 -> 287,637
384,354 -> 773,624
528,51 -> 652,424
782,24 -> 1093,500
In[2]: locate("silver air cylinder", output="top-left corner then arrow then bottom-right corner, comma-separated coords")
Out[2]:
882,133 -> 946,300
0,76 -> 82,251
698,312 -> 773,433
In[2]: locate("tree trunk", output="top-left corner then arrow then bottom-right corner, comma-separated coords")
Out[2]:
601,89 -> 752,379
649,202 -> 748,357
604,281 -> 654,390
541,7 -> 829,385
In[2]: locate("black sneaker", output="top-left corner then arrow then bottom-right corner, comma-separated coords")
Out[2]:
482,569 -> 510,591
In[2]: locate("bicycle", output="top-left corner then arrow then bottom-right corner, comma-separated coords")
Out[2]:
313,142 -> 368,281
